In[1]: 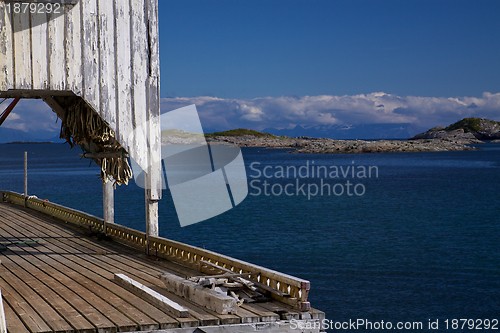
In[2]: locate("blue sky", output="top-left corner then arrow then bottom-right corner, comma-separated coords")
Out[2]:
159,0 -> 500,99
2,0 -> 500,136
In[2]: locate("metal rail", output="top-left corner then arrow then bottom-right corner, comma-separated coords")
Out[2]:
0,190 -> 310,310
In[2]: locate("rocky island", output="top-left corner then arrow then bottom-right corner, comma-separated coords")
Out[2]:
205,118 -> 500,154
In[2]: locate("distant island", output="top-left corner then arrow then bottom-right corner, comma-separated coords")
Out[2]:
205,118 -> 500,153
5,141 -> 54,144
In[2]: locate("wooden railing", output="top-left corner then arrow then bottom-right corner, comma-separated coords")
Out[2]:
1,190 -> 310,310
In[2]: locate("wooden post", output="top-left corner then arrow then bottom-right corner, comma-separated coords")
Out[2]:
24,151 -> 27,207
0,287 -> 7,333
145,187 -> 158,255
144,0 -> 161,254
103,179 -> 114,234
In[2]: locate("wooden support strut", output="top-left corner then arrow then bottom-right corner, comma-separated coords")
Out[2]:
0,98 -> 20,127
79,151 -> 129,159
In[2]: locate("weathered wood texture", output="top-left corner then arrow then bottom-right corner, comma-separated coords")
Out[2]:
114,273 -> 190,318
103,180 -> 114,227
2,190 -> 312,311
0,201 -> 324,332
160,272 -> 238,315
0,0 -> 161,199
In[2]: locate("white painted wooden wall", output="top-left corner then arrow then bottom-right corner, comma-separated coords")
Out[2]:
0,0 -> 161,200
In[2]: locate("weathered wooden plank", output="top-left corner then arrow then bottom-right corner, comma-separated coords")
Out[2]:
2,300 -> 29,333
31,12 -> 48,90
0,277 -> 52,333
130,0 -> 149,170
240,303 -> 280,323
146,0 -> 162,201
2,212 -> 201,329
309,308 -> 326,320
2,256 -> 95,333
229,306 -> 260,324
115,0 -> 133,154
0,3 -> 14,91
146,0 -> 160,79
0,224 -> 117,332
48,10 -> 66,90
0,216 -> 180,330
81,0 -> 99,110
0,222 -> 136,332
114,273 -> 190,318
143,286 -> 221,327
146,191 -> 159,238
256,301 -> 300,320
160,273 -> 238,315
98,0 -> 116,130
1,269 -> 76,333
13,230 -> 184,329
0,248 -> 101,333
65,2 -> 82,93
0,202 -> 321,332
12,11 -> 32,89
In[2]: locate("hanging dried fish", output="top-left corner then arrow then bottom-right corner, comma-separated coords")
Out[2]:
58,97 -> 133,186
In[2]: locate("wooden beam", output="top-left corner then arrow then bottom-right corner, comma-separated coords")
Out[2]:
159,272 -> 237,315
42,95 -> 66,122
79,151 -> 129,159
103,180 -> 114,232
0,90 -> 76,99
145,168 -> 159,254
113,273 -> 189,318
188,272 -> 259,281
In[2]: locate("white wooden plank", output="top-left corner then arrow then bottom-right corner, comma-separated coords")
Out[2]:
160,272 -> 238,315
12,11 -> 32,89
130,0 -> 149,170
0,287 -> 6,333
146,0 -> 162,200
146,0 -> 160,78
103,180 -> 114,227
115,0 -> 134,155
31,12 -> 48,90
81,0 -> 100,111
147,77 -> 162,200
114,273 -> 190,318
0,3 -> 14,91
48,9 -> 66,90
65,2 -> 82,94
98,0 -> 116,130
145,190 -> 159,238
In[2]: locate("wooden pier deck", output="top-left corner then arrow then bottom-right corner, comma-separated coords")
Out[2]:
0,196 -> 323,333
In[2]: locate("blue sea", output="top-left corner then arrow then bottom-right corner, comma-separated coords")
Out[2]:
1,142 -> 499,332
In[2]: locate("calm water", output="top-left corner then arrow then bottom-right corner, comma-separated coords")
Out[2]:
1,142 -> 499,332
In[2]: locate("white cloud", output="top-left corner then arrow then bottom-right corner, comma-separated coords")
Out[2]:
1,99 -> 59,133
6,112 -> 20,121
160,92 -> 500,131
3,92 -> 500,135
